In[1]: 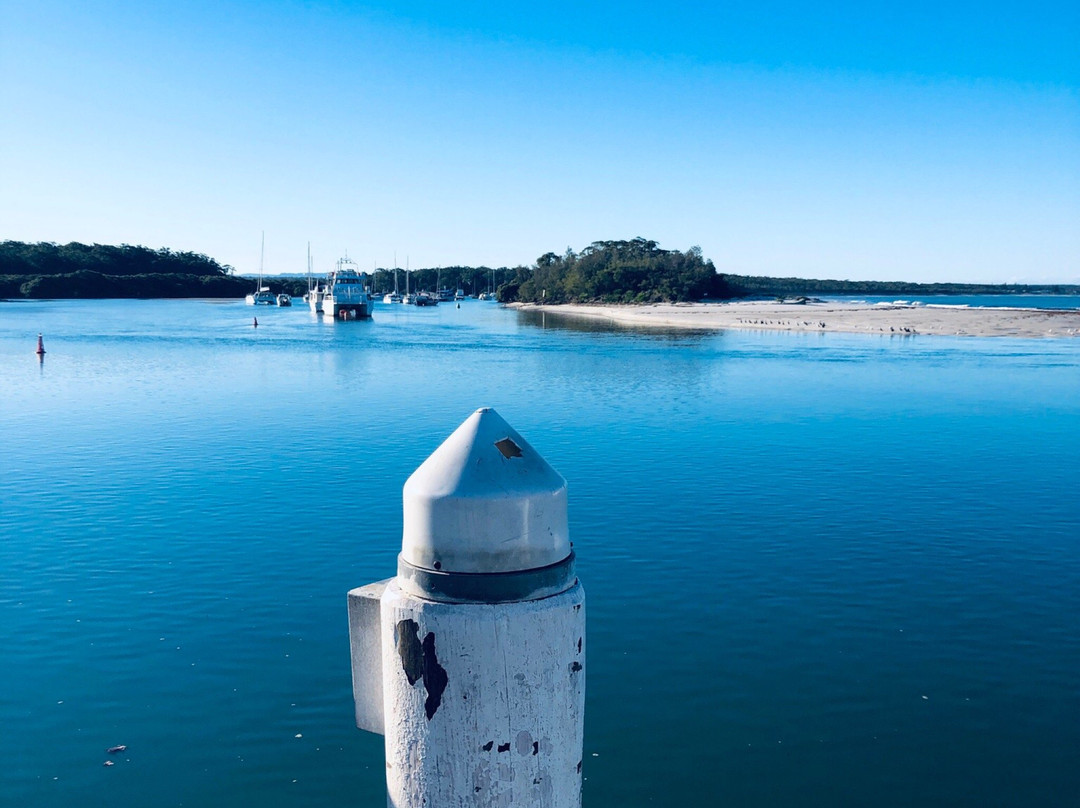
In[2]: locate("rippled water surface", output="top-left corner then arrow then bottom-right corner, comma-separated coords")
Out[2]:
2,299 -> 1078,806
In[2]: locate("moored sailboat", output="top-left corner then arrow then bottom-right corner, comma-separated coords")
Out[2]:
245,233 -> 276,305
383,268 -> 403,303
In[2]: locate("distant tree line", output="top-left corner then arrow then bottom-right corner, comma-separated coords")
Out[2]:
4,239 -> 1076,301
721,275 -> 1080,298
260,265 -> 519,299
369,265 -> 512,298
0,241 -> 250,299
498,239 -> 1079,303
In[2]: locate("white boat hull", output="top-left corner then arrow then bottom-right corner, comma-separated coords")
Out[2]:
310,258 -> 373,318
323,295 -> 373,318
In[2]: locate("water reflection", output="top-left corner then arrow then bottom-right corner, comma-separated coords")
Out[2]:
516,307 -> 714,342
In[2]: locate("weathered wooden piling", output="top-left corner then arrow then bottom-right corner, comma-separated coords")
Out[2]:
349,407 -> 585,807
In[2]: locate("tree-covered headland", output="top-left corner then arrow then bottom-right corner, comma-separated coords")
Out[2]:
0,241 -> 250,299
499,239 -> 727,303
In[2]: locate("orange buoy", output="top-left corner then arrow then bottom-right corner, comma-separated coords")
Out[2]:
36,334 -> 46,355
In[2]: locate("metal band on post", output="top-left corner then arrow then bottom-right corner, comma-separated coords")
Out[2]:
397,552 -> 577,604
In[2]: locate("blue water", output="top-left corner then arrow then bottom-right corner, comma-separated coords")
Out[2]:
827,294 -> 1080,309
2,299 -> 1079,807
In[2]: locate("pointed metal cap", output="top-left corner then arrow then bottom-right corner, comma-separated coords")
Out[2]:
401,408 -> 570,575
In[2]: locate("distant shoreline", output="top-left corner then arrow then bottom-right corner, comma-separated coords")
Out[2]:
510,301 -> 1080,338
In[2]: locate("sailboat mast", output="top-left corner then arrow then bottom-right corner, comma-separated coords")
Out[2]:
306,241 -> 312,292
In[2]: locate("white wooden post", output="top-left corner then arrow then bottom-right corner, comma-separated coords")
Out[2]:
349,407 -> 586,807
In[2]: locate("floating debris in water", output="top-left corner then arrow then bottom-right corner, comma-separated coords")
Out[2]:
106,745 -> 127,754
103,760 -> 114,767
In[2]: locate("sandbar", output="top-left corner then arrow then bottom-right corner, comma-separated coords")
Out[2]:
510,300 -> 1080,338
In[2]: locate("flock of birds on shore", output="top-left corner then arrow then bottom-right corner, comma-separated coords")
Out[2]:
734,318 -> 919,334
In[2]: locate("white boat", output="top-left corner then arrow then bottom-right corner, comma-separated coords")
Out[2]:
476,268 -> 498,301
314,257 -> 373,319
401,261 -> 414,304
304,242 -> 320,310
276,293 -> 292,307
383,268 -> 403,303
454,289 -> 465,300
247,286 -> 275,305
245,233 -> 276,305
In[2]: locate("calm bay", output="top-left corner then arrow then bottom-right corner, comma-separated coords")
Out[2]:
2,298 -> 1078,806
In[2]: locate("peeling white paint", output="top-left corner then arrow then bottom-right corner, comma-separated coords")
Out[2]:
350,408 -> 586,806
381,581 -> 585,808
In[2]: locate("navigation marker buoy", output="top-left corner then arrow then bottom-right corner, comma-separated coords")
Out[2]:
36,334 -> 46,355
253,317 -> 258,328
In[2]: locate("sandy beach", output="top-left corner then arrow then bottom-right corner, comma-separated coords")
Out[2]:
511,300 -> 1080,338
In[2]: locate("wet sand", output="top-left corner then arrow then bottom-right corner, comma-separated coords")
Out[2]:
510,301 -> 1080,338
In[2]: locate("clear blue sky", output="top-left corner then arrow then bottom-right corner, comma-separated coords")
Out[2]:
1,0 -> 1077,282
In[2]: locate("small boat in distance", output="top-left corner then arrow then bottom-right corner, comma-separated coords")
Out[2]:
435,269 -> 453,302
313,256 -> 373,319
401,260 -> 414,304
476,268 -> 498,301
276,293 -> 292,307
247,286 -> 275,305
303,242 -> 318,308
245,233 -> 276,305
383,268 -> 403,303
